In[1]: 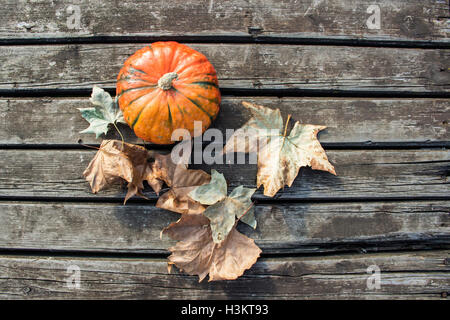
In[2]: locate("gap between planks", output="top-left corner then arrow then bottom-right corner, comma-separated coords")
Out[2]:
2,0 -> 449,45
0,149 -> 447,200
0,200 -> 447,255
0,44 -> 448,93
0,250 -> 448,299
0,97 -> 448,146
1,36 -> 449,49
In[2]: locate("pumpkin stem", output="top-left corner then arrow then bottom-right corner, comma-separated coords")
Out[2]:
158,72 -> 178,90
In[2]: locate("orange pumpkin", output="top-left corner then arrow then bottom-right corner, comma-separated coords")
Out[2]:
116,41 -> 221,144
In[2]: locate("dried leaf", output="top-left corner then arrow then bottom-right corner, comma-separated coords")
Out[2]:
224,101 -> 336,197
79,86 -> 126,138
189,172 -> 256,242
163,214 -> 261,282
155,153 -> 211,214
228,185 -> 257,229
83,139 -> 162,203
151,153 -> 187,187
188,169 -> 227,205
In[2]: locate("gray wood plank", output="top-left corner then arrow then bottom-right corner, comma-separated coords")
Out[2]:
0,149 -> 448,200
1,44 -> 448,92
0,201 -> 448,254
1,0 -> 448,42
0,251 -> 448,299
1,97 -> 448,145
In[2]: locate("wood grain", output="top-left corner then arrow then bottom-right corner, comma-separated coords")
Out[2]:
1,44 -> 448,92
0,97 -> 448,146
0,149 -> 448,200
0,201 -> 448,254
2,0 -> 448,43
0,251 -> 448,299
1,0 -> 448,301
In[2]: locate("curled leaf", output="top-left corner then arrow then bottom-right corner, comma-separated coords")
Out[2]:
163,214 -> 261,282
156,167 -> 211,215
224,101 -> 336,197
154,153 -> 211,215
151,153 -> 187,187
83,139 -> 162,204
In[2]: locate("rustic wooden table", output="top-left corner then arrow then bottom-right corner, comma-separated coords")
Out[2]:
0,0 -> 449,299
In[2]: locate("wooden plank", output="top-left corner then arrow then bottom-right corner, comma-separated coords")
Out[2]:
0,149 -> 448,200
0,201 -> 448,254
1,44 -> 448,93
1,97 -> 448,146
2,0 -> 448,43
0,251 -> 448,299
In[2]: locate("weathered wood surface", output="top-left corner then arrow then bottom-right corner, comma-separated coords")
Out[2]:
0,149 -> 448,200
0,201 -> 448,254
0,251 -> 448,299
1,97 -> 448,146
2,0 -> 448,43
1,44 -> 449,93
0,0 -> 449,301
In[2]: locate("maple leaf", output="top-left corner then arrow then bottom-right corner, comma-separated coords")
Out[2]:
223,101 -> 336,197
189,170 -> 256,243
83,139 -> 162,204
79,86 -> 126,138
162,213 -> 261,282
154,153 -> 211,215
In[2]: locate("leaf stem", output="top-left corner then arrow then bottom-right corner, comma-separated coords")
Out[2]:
78,142 -> 101,151
113,121 -> 125,149
283,114 -> 292,137
236,201 -> 256,223
78,141 -> 130,160
280,114 -> 292,150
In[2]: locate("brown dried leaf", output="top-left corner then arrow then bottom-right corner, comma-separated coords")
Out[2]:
83,139 -> 162,203
224,102 -> 336,197
163,214 -> 261,282
151,153 -> 187,187
156,162 -> 211,215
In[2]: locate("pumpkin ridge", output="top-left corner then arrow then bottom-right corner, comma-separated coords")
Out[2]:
173,52 -> 208,73
169,45 -> 184,72
187,81 -> 219,89
131,107 -> 145,129
167,102 -> 173,127
172,87 -> 214,121
117,85 -> 157,99
195,94 -> 220,105
128,66 -> 149,76
127,89 -> 161,129
174,102 -> 184,116
117,77 -> 154,85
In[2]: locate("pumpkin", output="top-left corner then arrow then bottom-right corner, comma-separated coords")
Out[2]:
116,41 -> 221,144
